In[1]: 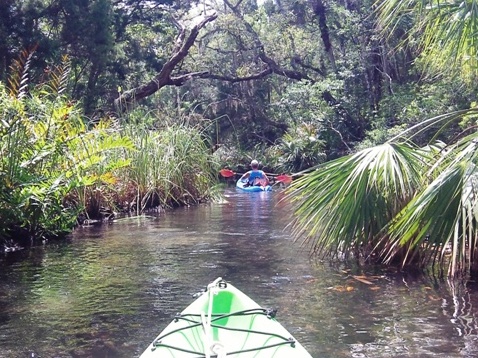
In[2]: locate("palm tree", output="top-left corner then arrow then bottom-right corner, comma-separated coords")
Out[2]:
288,0 -> 478,277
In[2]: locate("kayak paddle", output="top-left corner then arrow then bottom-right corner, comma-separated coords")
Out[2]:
219,168 -> 293,184
219,168 -> 238,178
275,174 -> 293,184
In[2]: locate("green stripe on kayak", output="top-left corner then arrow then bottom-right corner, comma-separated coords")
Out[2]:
140,277 -> 313,358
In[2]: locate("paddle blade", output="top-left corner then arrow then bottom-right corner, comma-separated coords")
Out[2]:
276,174 -> 293,184
219,169 -> 236,178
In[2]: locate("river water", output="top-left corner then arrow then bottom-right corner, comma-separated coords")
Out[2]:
1,187 -> 478,357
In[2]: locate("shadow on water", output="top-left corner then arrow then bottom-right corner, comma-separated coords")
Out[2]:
1,186 -> 478,357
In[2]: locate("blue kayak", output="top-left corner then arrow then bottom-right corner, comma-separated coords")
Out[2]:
236,179 -> 272,192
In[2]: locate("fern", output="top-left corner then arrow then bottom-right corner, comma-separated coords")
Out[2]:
41,55 -> 71,98
0,51 -> 136,243
7,46 -> 37,99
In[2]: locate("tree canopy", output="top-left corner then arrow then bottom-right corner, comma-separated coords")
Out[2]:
2,0 -> 421,151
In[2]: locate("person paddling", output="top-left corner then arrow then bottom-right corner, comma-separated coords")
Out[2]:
240,160 -> 270,187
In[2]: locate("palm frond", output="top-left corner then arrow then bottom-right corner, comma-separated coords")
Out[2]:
388,108 -> 478,144
419,0 -> 478,81
288,142 -> 425,259
382,133 -> 478,276
375,0 -> 478,81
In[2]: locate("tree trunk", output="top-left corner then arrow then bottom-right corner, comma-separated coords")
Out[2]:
310,0 -> 337,72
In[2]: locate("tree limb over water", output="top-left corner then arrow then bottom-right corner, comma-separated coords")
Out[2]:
114,13 -> 218,112
113,0 -> 352,130
113,5 -> 312,114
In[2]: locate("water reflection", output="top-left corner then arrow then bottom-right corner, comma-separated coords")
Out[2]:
0,187 -> 478,357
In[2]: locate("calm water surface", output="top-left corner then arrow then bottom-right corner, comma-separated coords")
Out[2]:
1,187 -> 478,357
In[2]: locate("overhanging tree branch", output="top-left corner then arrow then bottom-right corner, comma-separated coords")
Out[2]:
114,0 -> 317,114
195,68 -> 273,82
114,13 -> 218,112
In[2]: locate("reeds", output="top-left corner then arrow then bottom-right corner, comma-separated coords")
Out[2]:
115,123 -> 218,212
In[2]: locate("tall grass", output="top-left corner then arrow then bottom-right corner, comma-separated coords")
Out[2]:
116,123 -> 219,212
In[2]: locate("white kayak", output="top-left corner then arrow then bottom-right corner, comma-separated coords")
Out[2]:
140,277 -> 313,357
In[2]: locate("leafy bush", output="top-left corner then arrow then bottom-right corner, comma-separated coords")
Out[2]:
270,122 -> 326,173
0,53 -> 133,245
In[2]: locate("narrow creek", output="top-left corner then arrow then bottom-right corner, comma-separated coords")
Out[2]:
1,187 -> 477,357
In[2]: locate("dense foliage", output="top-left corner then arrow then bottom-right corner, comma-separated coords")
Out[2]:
287,0 -> 478,278
0,50 -> 217,249
1,0 -> 478,277
0,53 -> 133,246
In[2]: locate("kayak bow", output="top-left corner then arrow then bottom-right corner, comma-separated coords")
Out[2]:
140,277 -> 313,357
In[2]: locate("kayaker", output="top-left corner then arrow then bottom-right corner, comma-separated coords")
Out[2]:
240,160 -> 270,187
